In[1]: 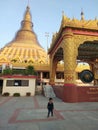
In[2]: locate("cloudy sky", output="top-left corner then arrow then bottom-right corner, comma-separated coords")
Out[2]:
0,0 -> 98,50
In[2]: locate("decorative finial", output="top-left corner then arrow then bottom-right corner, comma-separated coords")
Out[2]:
81,8 -> 84,20
62,10 -> 64,16
95,17 -> 97,20
27,5 -> 30,10
45,32 -> 49,52
72,16 -> 75,20
27,0 -> 30,9
21,4 -> 33,31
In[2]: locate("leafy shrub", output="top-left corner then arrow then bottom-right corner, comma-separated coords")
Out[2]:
2,92 -> 10,96
2,65 -> 37,76
12,69 -> 25,75
3,68 -> 12,75
13,93 -> 20,97
26,92 -> 31,96
25,65 -> 37,75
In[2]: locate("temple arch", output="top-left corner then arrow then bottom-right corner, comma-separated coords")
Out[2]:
49,47 -> 63,85
77,40 -> 98,85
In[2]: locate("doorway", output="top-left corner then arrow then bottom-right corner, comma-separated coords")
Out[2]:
0,80 -> 3,94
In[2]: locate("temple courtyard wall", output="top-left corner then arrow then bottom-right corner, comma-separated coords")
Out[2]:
53,85 -> 98,103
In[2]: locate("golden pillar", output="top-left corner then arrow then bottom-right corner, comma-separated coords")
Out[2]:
49,55 -> 58,85
62,29 -> 77,85
93,62 -> 98,85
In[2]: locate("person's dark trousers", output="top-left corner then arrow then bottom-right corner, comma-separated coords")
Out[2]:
47,109 -> 53,117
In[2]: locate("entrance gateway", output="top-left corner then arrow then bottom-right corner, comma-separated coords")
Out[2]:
48,12 -> 98,102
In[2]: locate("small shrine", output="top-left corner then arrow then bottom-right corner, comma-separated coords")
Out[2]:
48,12 -> 98,102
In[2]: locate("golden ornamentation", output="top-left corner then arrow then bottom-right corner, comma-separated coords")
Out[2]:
49,14 -> 98,85
49,14 -> 98,53
49,56 -> 58,84
61,14 -> 98,29
0,6 -> 48,67
64,75 -> 74,81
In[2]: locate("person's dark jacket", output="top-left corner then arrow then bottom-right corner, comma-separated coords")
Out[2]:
47,102 -> 54,110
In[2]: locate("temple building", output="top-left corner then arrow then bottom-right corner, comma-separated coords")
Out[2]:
0,6 -> 91,83
0,5 -> 94,100
48,11 -> 98,102
0,6 -> 65,95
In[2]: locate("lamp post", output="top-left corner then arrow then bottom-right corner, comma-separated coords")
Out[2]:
45,32 -> 49,52
45,32 -> 49,64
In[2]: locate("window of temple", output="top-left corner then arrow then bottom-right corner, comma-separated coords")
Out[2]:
37,72 -> 41,78
56,72 -> 64,79
6,80 -> 29,86
43,72 -> 50,79
36,80 -> 41,86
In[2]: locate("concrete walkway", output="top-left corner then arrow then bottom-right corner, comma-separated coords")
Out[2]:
0,95 -> 98,130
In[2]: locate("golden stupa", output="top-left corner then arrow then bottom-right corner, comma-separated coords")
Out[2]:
0,6 -> 48,70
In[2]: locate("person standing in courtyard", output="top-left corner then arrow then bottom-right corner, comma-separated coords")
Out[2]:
47,98 -> 54,118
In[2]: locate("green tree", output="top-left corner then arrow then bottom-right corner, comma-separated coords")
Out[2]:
2,65 -> 37,75
25,65 -> 37,75
3,68 -> 12,75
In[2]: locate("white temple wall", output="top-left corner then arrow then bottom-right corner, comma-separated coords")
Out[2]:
2,78 -> 36,96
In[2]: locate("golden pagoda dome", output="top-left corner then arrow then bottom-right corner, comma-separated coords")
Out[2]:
0,6 -> 48,67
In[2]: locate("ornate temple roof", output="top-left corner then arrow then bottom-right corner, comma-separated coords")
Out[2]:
61,12 -> 98,30
49,12 -> 98,57
0,6 -> 48,66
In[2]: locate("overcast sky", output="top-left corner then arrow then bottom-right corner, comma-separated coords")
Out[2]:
0,0 -> 98,51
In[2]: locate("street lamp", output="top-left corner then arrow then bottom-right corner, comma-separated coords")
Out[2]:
45,32 -> 49,52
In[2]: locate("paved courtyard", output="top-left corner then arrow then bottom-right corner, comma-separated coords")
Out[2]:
0,95 -> 98,130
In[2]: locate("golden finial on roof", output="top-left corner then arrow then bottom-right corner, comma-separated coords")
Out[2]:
61,11 -> 65,27
24,6 -> 31,21
62,10 -> 67,19
95,17 -> 97,20
21,6 -> 33,31
61,11 -> 67,25
72,17 -> 75,20
62,10 -> 64,17
81,8 -> 84,20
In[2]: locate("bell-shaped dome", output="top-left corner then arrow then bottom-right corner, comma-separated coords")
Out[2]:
0,6 -> 48,65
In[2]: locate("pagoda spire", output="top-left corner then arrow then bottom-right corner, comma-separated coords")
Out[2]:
14,6 -> 38,43
21,6 -> 33,31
